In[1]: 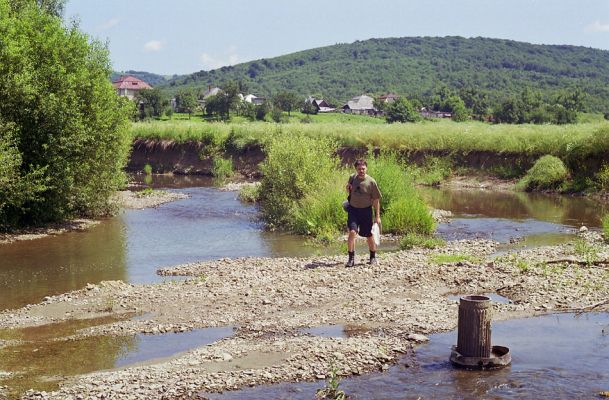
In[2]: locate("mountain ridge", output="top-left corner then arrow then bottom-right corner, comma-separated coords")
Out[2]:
128,36 -> 609,111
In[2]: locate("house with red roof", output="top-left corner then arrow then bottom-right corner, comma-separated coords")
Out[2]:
112,75 -> 152,100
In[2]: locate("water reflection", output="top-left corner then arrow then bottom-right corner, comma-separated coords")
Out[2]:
0,219 -> 127,310
0,318 -> 234,398
0,316 -> 135,398
420,187 -> 608,228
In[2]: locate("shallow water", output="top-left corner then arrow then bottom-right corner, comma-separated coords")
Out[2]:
205,313 -> 609,399
0,317 -> 234,397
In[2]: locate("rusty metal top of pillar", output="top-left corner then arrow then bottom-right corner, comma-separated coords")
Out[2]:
461,295 -> 491,302
460,295 -> 492,308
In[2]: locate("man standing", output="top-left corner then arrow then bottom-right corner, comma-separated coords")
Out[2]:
345,159 -> 382,267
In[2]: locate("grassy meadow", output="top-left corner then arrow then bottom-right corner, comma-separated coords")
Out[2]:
130,117 -> 609,158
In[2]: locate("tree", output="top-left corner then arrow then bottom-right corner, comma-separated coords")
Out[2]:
0,0 -> 131,229
221,81 -> 241,120
494,97 -> 525,123
135,88 -> 167,120
385,98 -> 420,123
10,0 -> 65,16
273,91 -> 299,116
174,89 -> 198,119
442,95 -> 470,122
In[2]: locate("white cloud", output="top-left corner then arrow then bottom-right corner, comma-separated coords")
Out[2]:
99,17 -> 120,30
585,20 -> 609,33
144,40 -> 164,52
199,47 -> 241,70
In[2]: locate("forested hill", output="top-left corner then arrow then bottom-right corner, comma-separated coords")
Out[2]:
161,36 -> 609,112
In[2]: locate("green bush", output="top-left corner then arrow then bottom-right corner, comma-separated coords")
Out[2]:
211,157 -> 233,181
0,1 -> 131,229
292,172 -> 347,237
259,133 -> 338,229
518,155 -> 569,191
238,183 -> 260,203
595,163 -> 609,192
293,152 -> 436,238
0,124 -> 47,229
368,153 -> 436,234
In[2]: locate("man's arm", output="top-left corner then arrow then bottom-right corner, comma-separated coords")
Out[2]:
372,198 -> 381,224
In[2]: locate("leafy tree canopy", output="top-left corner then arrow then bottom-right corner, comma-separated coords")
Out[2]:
0,0 -> 131,229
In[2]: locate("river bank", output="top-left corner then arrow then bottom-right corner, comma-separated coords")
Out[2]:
1,230 -> 607,399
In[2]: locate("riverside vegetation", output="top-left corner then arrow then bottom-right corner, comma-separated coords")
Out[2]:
131,119 -> 609,192
0,0 -> 132,231
128,117 -> 609,240
257,133 -> 434,241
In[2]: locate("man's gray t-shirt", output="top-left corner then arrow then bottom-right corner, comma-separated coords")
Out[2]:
350,174 -> 381,208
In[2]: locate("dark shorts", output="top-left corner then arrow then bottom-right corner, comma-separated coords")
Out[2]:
347,206 -> 373,237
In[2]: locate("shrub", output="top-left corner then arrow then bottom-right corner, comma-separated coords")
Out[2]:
518,155 -> 569,191
602,214 -> 609,242
211,157 -> 233,181
292,172 -> 347,237
368,153 -> 435,234
259,133 -> 338,229
0,124 -> 47,229
0,1 -> 131,228
595,163 -> 609,192
238,183 -> 260,203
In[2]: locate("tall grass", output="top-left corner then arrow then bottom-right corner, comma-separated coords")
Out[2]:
261,138 -> 435,238
517,155 -> 569,191
258,132 -> 339,229
602,213 -> 609,242
367,153 -> 436,234
211,157 -> 233,182
129,120 -> 609,158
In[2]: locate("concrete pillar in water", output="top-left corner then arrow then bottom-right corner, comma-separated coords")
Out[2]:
456,295 -> 492,358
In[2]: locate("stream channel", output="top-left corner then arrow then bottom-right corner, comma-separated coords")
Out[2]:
1,175 -> 608,398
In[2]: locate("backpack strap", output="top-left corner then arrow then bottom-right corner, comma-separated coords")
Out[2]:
348,173 -> 356,185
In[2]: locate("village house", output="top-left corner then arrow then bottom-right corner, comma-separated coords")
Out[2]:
341,94 -> 377,115
378,93 -> 400,103
420,107 -> 452,119
305,96 -> 335,113
244,94 -> 266,106
112,75 -> 152,100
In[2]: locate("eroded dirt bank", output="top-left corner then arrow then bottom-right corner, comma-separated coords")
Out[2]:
127,140 -> 536,178
1,233 -> 608,399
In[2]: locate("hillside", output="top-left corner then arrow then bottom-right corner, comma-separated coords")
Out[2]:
160,36 -> 609,112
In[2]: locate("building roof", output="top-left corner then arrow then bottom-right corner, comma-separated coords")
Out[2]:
202,87 -> 222,99
379,93 -> 399,101
244,94 -> 258,103
112,75 -> 152,90
343,94 -> 375,110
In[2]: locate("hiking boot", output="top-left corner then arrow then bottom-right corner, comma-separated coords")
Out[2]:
345,258 -> 355,267
368,257 -> 378,266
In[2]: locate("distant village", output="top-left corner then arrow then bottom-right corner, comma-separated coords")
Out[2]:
112,75 -> 452,119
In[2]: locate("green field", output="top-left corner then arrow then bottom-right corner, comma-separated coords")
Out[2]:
130,117 -> 609,158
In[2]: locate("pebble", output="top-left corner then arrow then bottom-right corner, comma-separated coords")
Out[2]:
0,236 -> 606,400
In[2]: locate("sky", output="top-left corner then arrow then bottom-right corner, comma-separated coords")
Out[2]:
64,0 -> 609,76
